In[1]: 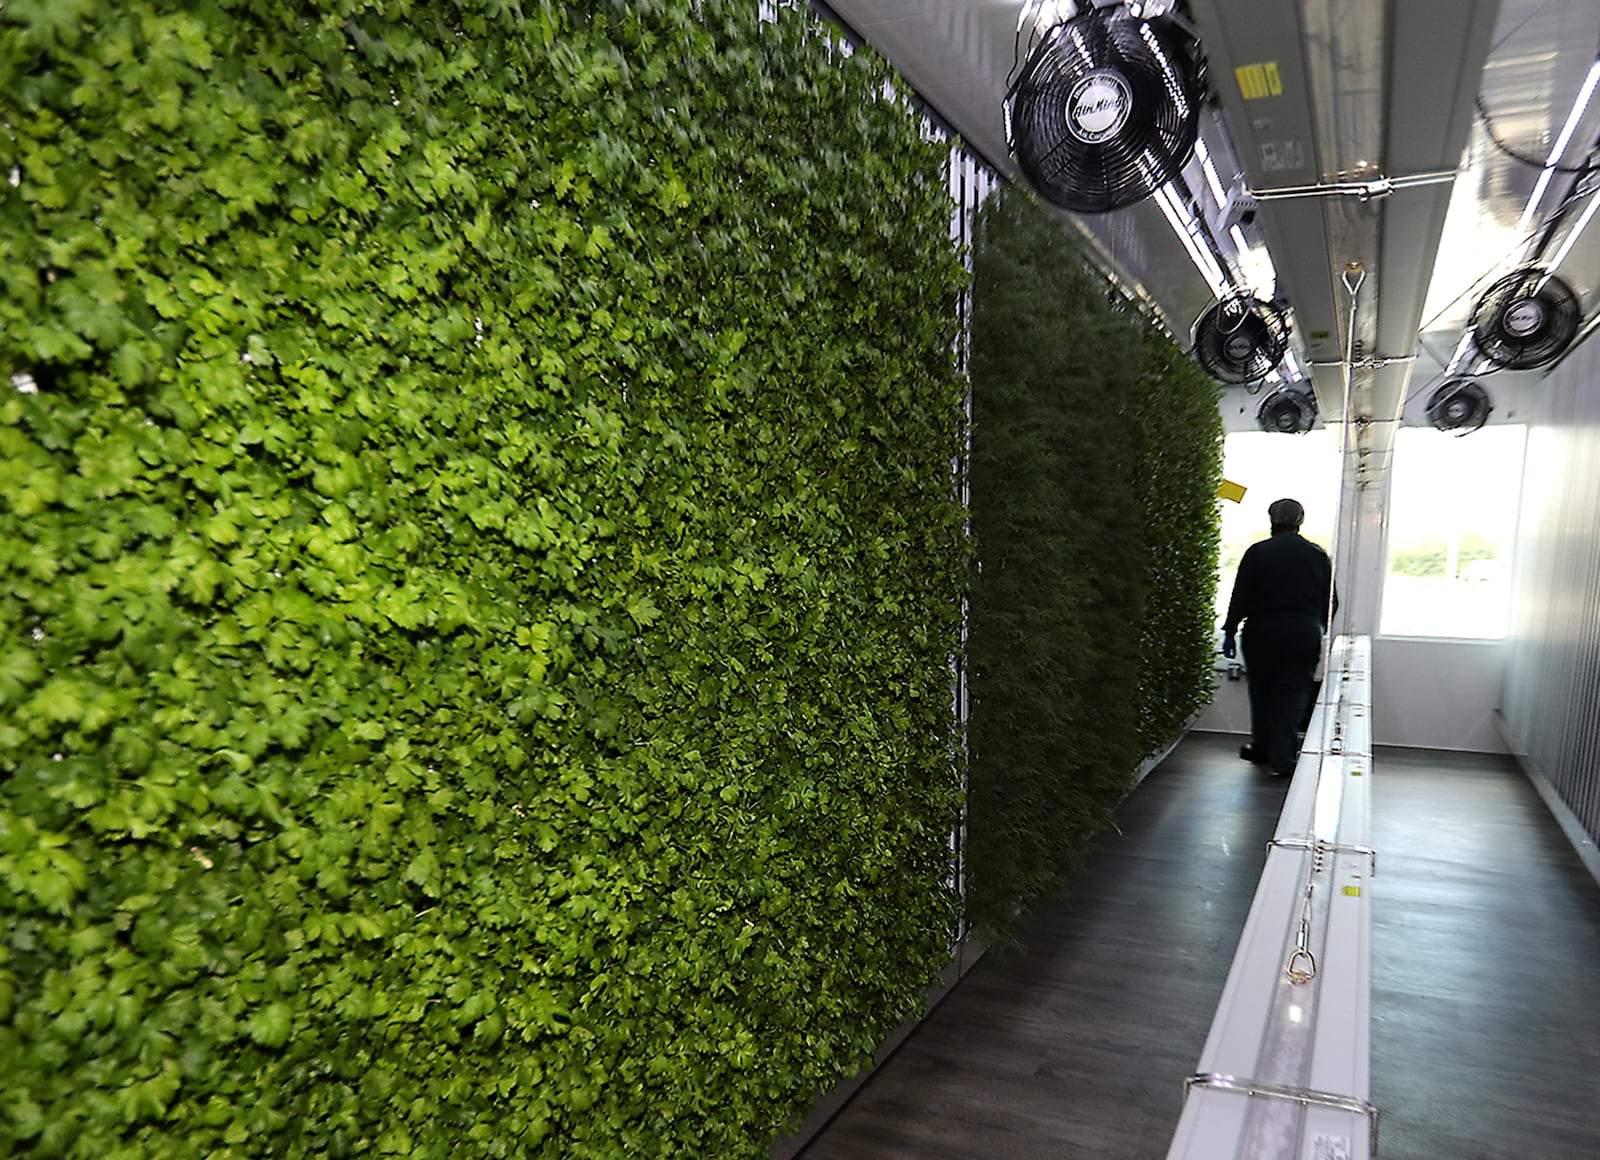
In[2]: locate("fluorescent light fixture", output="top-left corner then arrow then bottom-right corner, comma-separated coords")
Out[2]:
1227,222 -> 1281,301
1545,184 -> 1600,271
1282,347 -> 1306,381
1016,0 -> 1076,36
1517,59 -> 1600,234
1193,137 -> 1229,207
1443,329 -> 1477,376
1154,182 -> 1230,297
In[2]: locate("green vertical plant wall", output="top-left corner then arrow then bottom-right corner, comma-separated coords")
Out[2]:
966,186 -> 1221,940
0,2 -> 968,1156
1128,317 -> 1227,758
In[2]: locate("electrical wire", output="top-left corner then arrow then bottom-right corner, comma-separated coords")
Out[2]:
1004,8 -> 1032,93
1475,93 -> 1600,175
1219,294 -> 1251,334
1412,192 -> 1572,343
1528,146 -> 1600,258
1006,0 -> 1059,93
1399,149 -> 1600,422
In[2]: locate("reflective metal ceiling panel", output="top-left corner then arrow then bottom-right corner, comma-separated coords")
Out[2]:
1409,0 -> 1600,425
821,0 -> 1598,431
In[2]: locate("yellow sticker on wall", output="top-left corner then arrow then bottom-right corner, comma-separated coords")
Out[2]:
1235,62 -> 1284,100
1217,479 -> 1247,503
1343,885 -> 1362,897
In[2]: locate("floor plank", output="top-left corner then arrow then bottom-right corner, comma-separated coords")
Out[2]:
1370,747 -> 1600,1160
801,732 -> 1289,1159
799,736 -> 1600,1159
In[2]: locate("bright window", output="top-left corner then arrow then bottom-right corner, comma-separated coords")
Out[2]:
1216,429 -> 1343,620
1379,425 -> 1525,639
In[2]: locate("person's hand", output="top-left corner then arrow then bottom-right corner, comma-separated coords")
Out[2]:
1222,633 -> 1236,659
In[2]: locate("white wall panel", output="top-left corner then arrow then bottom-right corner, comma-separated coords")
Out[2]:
1502,335 -> 1600,848
1370,639 -> 1508,752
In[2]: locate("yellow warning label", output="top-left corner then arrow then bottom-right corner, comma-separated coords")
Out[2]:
1235,62 -> 1285,100
1217,478 -> 1247,503
1343,885 -> 1362,897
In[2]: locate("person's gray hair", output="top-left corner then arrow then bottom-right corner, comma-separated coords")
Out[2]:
1268,498 -> 1305,529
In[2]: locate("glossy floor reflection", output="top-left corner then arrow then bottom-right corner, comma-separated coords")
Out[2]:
798,735 -> 1600,1159
1369,747 -> 1600,1160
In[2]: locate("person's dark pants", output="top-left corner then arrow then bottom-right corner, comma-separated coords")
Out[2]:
1242,614 -> 1323,775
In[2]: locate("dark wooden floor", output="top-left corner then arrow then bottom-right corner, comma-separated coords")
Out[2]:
1370,747 -> 1600,1160
800,732 -> 1291,1159
799,734 -> 1600,1159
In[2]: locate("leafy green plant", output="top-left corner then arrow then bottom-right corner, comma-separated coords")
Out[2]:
965,187 -> 1221,941
0,2 -> 966,1156
1129,318 -> 1226,757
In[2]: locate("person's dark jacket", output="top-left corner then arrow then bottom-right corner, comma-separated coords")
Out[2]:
1223,529 -> 1337,635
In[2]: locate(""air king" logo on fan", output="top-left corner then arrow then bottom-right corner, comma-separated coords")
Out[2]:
1065,69 -> 1132,144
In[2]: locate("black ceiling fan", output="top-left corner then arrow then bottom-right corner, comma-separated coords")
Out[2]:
1256,386 -> 1318,434
1426,378 -> 1493,434
1192,294 -> 1291,383
1470,268 -> 1581,370
1005,4 -> 1204,213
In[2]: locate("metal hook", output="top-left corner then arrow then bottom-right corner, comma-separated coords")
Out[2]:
1287,881 -> 1318,984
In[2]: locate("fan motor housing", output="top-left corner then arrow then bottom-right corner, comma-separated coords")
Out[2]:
1065,70 -> 1133,144
1502,298 -> 1547,337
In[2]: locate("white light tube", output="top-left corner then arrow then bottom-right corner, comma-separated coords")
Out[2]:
1152,183 -> 1209,289
1545,184 -> 1600,271
1518,59 -> 1600,233
1193,137 -> 1230,207
1443,329 -> 1476,376
1154,182 -> 1229,296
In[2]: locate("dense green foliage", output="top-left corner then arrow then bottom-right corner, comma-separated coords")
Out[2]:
966,188 -> 1222,940
0,2 -> 968,1156
1128,318 -> 1228,758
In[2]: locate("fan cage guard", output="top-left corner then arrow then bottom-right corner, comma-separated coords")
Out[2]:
1194,294 -> 1291,384
1256,387 -> 1318,434
1470,268 -> 1581,370
1006,8 -> 1203,213
1426,378 -> 1493,434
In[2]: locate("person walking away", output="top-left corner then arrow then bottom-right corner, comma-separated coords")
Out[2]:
1221,498 -> 1337,776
